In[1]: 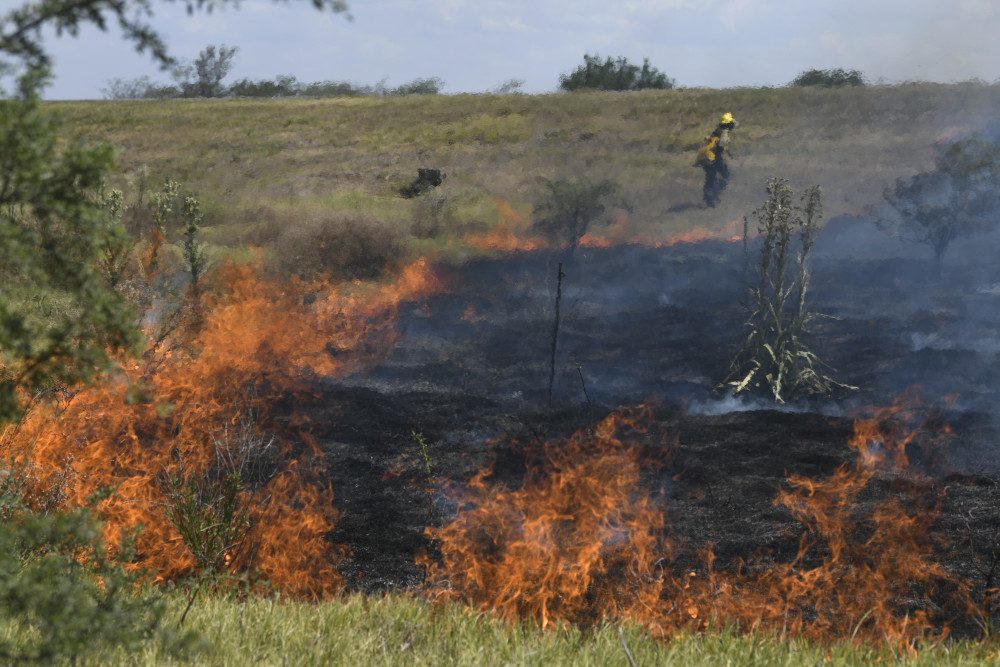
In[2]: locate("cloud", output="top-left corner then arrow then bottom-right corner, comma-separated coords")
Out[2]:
481,16 -> 528,32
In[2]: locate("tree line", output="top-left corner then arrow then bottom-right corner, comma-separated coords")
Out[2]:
103,44 -> 446,99
103,45 -> 868,99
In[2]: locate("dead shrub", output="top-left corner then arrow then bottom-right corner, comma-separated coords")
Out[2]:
272,213 -> 411,280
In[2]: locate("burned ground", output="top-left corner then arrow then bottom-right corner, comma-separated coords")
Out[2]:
282,216 -> 1000,634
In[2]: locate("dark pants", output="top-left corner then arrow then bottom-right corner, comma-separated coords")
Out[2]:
702,157 -> 730,207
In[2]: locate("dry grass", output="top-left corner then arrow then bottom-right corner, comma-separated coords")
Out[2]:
50,83 -> 1000,257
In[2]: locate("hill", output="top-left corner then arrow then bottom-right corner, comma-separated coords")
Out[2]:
52,82 -> 1000,253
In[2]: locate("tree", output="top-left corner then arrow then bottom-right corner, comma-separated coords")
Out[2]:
790,68 -> 865,87
559,54 -> 675,92
173,43 -> 239,97
878,136 -> 1000,279
0,0 -> 348,418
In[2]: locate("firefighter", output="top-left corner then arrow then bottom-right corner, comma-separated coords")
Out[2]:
696,112 -> 738,207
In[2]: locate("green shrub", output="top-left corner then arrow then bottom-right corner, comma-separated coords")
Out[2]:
0,463 -> 184,662
272,213 -> 411,280
790,68 -> 865,87
228,74 -> 300,98
559,54 -> 675,91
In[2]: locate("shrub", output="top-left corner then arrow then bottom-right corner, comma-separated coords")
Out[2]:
790,68 -> 865,87
228,74 -> 300,98
559,54 -> 675,92
399,168 -> 446,198
0,462 -> 181,662
272,213 -> 411,280
877,135 -> 1000,279
531,176 -> 622,247
384,77 -> 445,96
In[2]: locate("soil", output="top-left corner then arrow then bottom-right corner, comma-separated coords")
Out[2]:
274,216 -> 1000,634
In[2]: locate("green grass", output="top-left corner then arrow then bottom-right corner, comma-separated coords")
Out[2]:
62,590 -> 1000,666
50,83 -> 1000,250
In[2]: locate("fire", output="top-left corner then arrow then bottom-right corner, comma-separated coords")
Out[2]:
421,404 -> 670,629
3,257 -> 444,597
464,199 -> 547,253
421,396 -> 973,646
466,201 -> 744,252
581,216 -> 744,248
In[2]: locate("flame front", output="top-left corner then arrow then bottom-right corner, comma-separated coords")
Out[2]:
422,404 -> 669,629
4,258 -> 444,597
422,397 -> 973,646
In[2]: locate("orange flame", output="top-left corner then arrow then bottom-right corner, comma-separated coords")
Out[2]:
466,201 -> 743,252
464,199 -> 547,252
421,397 -> 973,646
421,404 -> 670,629
4,258 -> 444,598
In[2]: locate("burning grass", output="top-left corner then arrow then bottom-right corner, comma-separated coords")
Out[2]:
0,257 -> 445,598
420,398 -> 976,649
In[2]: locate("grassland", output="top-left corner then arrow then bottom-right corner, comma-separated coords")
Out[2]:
35,83 -> 1000,664
41,590 -> 999,666
53,82 -> 1000,256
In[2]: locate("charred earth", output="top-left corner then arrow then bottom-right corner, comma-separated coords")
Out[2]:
287,216 -> 1000,637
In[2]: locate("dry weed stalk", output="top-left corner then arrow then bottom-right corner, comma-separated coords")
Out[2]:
728,178 -> 846,402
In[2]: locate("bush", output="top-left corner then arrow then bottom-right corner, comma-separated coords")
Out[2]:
790,68 -> 865,87
531,177 -> 622,247
877,135 -> 1000,279
272,214 -> 411,280
383,77 -> 444,96
0,462 -> 183,662
228,74 -> 300,98
559,54 -> 675,92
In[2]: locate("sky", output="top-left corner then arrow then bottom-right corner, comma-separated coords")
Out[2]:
23,0 -> 1000,100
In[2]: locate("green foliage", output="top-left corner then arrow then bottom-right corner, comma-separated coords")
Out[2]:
105,71 -> 445,99
229,73 -> 300,98
181,194 -> 206,295
790,68 -> 866,87
0,463 -> 183,662
100,188 -> 136,290
163,408 -> 278,579
531,176 -> 622,247
878,135 -> 1000,278
165,469 -> 252,576
0,74 -> 140,421
728,178 -> 845,402
178,43 -> 239,98
559,54 -> 675,92
383,76 -> 444,96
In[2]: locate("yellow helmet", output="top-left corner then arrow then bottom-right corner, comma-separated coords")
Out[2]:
720,112 -> 735,124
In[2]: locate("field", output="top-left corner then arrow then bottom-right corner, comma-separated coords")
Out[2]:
54,82 -> 1000,250
17,82 -> 1000,663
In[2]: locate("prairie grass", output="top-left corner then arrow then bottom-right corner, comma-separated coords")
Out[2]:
74,590 -> 1000,666
51,82 -> 1000,253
